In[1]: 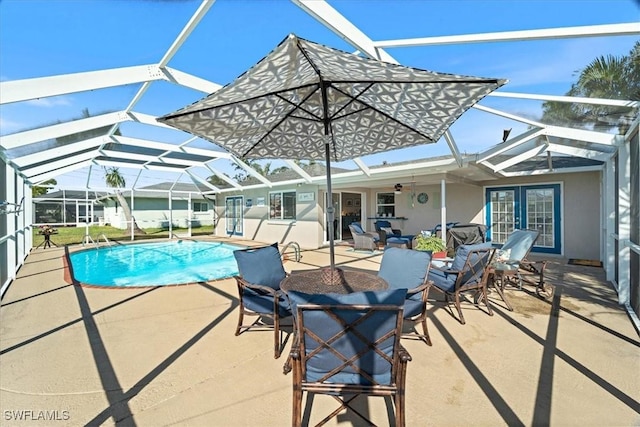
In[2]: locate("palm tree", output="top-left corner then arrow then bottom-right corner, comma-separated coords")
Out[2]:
541,42 -> 639,133
104,167 -> 144,234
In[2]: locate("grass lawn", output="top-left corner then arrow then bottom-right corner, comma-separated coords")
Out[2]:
33,225 -> 215,246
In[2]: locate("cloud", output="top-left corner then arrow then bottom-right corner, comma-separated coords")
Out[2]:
24,96 -> 72,107
0,117 -> 25,134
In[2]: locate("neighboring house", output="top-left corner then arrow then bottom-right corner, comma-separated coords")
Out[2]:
213,156 -> 604,261
100,182 -> 215,230
33,190 -> 107,225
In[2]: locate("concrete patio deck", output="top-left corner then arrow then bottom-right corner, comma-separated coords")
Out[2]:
1,237 -> 638,426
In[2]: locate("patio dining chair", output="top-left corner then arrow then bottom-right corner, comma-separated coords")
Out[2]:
377,247 -> 433,345
233,243 -> 291,358
428,242 -> 495,324
286,289 -> 411,427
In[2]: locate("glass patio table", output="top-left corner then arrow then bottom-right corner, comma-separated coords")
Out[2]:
489,263 -> 519,311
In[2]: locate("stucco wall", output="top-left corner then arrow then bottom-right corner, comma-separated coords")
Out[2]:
562,172 -> 602,260
216,184 -> 322,249
368,184 -> 484,235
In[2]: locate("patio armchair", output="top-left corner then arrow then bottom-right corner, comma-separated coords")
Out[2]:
374,220 -> 414,247
286,289 -> 411,427
492,229 -> 548,296
428,242 -> 495,324
348,222 -> 380,252
377,247 -> 433,345
233,243 -> 291,358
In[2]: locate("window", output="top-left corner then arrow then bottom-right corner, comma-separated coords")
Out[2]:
269,191 -> 296,220
193,201 -> 209,212
376,192 -> 396,217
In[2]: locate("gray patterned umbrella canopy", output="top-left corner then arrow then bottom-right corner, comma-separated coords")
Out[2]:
158,33 -> 507,268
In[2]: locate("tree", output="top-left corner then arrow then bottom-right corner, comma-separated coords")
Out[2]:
104,167 -> 144,234
206,174 -> 230,187
31,179 -> 57,197
224,159 -> 289,182
541,42 -> 639,133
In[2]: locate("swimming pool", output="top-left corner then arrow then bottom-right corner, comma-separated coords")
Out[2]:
69,241 -> 244,287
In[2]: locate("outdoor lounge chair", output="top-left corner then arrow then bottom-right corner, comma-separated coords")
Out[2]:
428,242 -> 495,325
374,220 -> 414,247
377,247 -> 433,345
492,229 -> 549,297
233,243 -> 291,358
286,289 -> 411,427
348,222 -> 379,252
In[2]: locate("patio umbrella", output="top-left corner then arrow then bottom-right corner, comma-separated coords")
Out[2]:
158,33 -> 506,271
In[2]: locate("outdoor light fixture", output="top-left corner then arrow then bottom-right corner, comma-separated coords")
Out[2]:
394,183 -> 403,194
502,128 -> 512,143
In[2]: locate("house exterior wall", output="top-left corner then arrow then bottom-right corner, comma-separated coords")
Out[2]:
358,171 -> 601,260
365,184 -> 485,235
478,171 -> 601,260
103,196 -> 213,230
215,184 -> 322,249
214,170 -> 601,260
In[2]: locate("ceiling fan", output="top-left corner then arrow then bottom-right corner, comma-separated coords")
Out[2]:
392,178 -> 418,208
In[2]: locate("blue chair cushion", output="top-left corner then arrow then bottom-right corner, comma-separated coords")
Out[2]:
350,222 -> 364,234
386,236 -> 411,246
375,220 -> 401,236
378,247 -> 431,291
427,267 -> 457,292
375,220 -> 393,231
287,289 -> 407,385
243,289 -> 290,316
450,242 -> 492,271
234,243 -> 286,290
403,298 -> 424,318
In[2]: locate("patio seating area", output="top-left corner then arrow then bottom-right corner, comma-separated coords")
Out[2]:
1,237 -> 638,426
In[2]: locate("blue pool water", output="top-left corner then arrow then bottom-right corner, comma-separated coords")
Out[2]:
69,241 -> 244,287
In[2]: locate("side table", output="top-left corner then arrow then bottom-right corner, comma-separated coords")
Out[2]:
489,263 -> 519,311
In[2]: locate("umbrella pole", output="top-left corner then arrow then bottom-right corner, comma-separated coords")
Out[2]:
324,141 -> 336,271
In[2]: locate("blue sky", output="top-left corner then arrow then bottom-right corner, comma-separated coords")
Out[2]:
0,0 -> 638,189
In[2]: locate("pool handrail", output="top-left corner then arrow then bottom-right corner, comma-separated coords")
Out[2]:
281,241 -> 302,262
81,235 -> 95,246
96,234 -> 114,248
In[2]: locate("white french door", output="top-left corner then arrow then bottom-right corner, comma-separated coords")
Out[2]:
225,196 -> 243,236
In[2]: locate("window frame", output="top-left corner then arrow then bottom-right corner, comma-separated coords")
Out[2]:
269,190 -> 297,220
193,201 -> 209,213
375,192 -> 396,217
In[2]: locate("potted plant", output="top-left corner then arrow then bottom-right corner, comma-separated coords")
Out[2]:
413,234 -> 448,258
